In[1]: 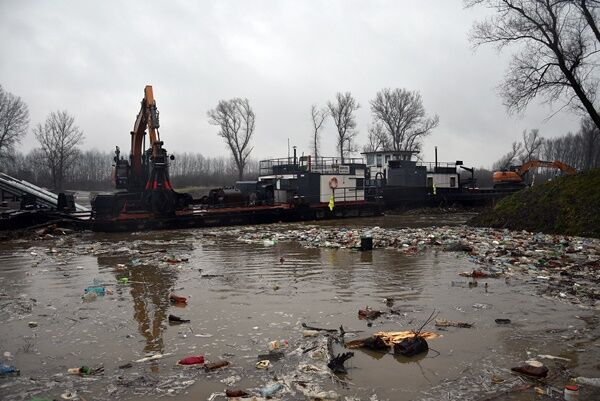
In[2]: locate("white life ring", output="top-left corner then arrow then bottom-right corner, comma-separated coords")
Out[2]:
329,177 -> 339,189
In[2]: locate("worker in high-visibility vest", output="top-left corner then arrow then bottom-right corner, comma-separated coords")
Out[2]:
432,183 -> 437,195
329,195 -> 335,211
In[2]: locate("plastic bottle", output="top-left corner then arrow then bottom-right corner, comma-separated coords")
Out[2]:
576,376 -> 600,387
563,384 -> 579,400
0,363 -> 20,376
67,366 -> 91,375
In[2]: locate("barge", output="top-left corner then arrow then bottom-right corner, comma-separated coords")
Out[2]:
91,155 -> 383,232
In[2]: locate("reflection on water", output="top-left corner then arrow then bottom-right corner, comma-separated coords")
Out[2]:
128,265 -> 176,355
0,223 -> 598,401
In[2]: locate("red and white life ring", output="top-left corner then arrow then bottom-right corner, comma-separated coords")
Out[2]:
329,177 -> 338,189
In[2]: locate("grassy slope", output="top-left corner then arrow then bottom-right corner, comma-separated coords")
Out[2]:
469,168 -> 600,238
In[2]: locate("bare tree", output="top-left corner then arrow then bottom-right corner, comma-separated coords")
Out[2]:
493,141 -> 522,170
327,92 -> 360,163
34,110 -> 84,191
207,98 -> 255,180
310,105 -> 328,161
0,85 -> 29,165
370,88 -> 439,152
520,128 -> 544,163
467,0 -> 600,129
363,123 -> 390,152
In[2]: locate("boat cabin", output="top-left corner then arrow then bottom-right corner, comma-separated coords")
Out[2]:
258,155 -> 367,205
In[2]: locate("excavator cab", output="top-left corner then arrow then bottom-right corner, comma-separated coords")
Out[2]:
113,146 -> 131,190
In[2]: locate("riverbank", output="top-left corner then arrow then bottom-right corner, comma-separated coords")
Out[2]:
469,169 -> 600,238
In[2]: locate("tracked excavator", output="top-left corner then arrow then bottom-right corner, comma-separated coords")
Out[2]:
492,160 -> 577,189
92,85 -> 191,218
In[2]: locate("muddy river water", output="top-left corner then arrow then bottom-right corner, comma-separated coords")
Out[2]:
1,214 -> 599,401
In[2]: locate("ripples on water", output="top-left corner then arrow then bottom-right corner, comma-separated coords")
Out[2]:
0,222 -> 598,401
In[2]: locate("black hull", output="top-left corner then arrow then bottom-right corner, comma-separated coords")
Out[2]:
91,202 -> 383,232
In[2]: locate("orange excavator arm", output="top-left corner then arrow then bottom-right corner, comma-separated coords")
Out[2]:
493,159 -> 577,188
517,160 -> 577,176
130,85 -> 160,177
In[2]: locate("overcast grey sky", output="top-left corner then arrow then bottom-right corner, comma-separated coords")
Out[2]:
0,0 -> 581,168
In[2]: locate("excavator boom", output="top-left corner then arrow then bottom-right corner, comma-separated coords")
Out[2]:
493,159 -> 577,188
131,85 -> 160,177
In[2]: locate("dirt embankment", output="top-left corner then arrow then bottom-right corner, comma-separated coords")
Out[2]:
469,168 -> 600,238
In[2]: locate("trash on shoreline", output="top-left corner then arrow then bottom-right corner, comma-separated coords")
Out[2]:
168,314 -> 190,324
434,319 -> 473,328
259,382 -> 283,397
225,388 -> 250,397
346,331 -> 440,350
0,362 -> 20,376
67,365 -> 103,376
575,377 -> 600,387
511,360 -> 548,378
327,352 -> 354,373
177,355 -> 205,365
256,360 -> 271,369
135,353 -> 172,363
84,286 -> 105,296
169,293 -> 188,304
204,360 -> 229,371
358,307 -> 382,320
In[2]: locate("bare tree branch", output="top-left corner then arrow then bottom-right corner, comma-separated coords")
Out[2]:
363,123 -> 390,152
310,104 -> 328,161
370,88 -> 438,153
207,98 -> 255,180
467,0 -> 600,129
327,92 -> 360,163
34,110 -> 84,191
0,85 -> 29,166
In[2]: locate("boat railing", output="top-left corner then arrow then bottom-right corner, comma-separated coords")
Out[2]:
259,156 -> 364,176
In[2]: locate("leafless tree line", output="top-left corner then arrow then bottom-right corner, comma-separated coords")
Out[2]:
493,118 -> 600,171
1,148 -> 259,190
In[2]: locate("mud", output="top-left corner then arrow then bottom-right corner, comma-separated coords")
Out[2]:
0,214 -> 599,401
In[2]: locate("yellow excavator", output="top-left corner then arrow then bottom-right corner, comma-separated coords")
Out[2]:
493,160 -> 577,189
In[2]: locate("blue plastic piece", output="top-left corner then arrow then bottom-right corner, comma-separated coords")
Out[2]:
0,363 -> 19,376
84,286 -> 105,295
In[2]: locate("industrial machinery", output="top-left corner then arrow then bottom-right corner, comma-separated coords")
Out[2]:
92,86 -> 191,218
493,160 -> 577,188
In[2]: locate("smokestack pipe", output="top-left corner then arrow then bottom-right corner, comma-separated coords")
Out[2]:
293,146 -> 297,166
435,146 -> 438,170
